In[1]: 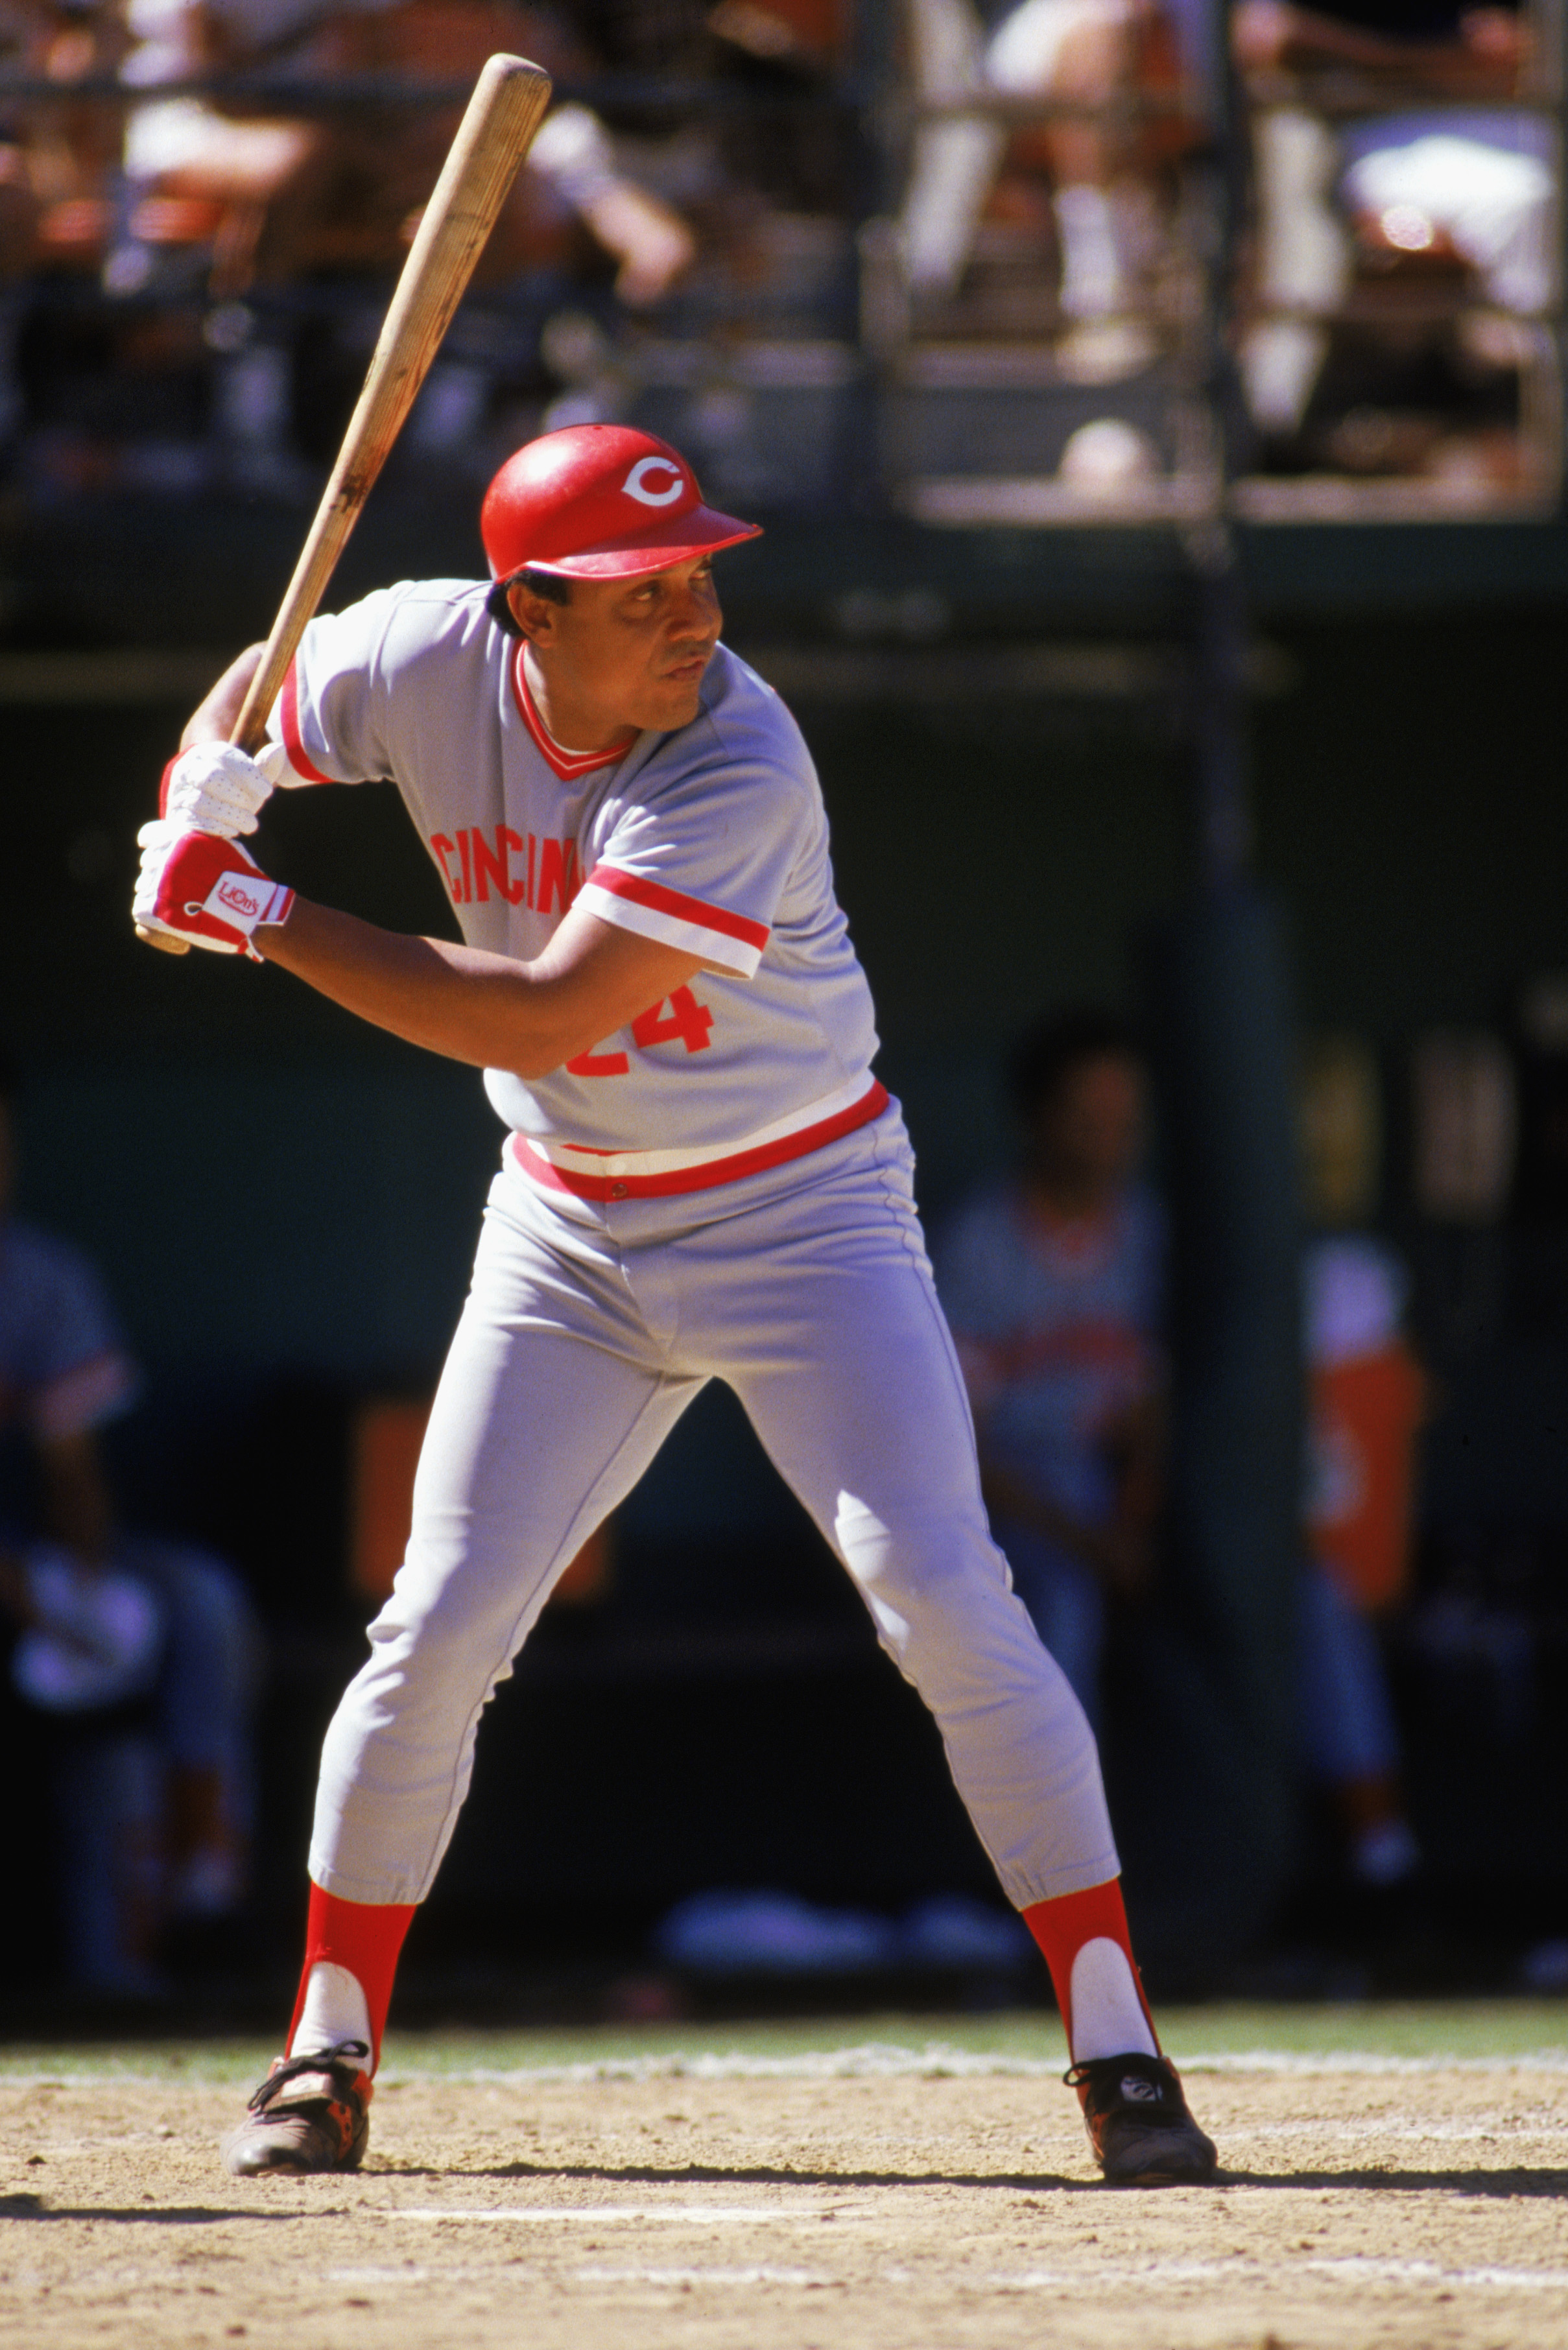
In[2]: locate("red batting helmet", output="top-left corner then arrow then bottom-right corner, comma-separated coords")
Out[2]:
481,424 -> 762,583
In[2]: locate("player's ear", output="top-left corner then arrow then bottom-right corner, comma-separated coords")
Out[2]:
506,581 -> 560,646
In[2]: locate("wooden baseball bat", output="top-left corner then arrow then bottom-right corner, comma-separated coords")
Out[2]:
140,51 -> 552,951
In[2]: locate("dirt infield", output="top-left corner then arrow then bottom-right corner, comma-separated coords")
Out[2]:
4,2026 -> 1567,2349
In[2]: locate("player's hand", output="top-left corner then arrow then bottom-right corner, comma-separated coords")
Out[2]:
132,820 -> 294,960
158,740 -> 289,838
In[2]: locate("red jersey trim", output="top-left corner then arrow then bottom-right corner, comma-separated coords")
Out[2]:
511,645 -> 636,781
280,662 -> 334,786
510,1080 -> 889,1202
583,865 -> 770,955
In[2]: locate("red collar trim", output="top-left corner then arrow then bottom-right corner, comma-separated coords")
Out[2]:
511,645 -> 635,781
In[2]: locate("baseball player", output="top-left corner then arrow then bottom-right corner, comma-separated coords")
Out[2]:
132,422 -> 1216,2188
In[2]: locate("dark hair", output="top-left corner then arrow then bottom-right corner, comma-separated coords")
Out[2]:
1009,1008 -> 1140,1118
486,568 -> 572,635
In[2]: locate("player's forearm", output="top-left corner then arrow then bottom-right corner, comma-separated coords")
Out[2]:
136,826 -> 704,1052
255,897 -> 598,1074
182,644 -> 267,750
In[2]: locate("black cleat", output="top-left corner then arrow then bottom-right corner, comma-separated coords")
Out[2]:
222,2039 -> 374,2177
1065,2052 -> 1218,2185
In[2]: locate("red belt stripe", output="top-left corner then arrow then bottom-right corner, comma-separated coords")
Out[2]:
510,1082 -> 889,1202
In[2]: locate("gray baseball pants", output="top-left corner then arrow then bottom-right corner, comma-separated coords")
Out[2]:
307,1104 -> 1119,1911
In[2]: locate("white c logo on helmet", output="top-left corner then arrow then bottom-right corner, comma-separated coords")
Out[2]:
622,456 -> 686,508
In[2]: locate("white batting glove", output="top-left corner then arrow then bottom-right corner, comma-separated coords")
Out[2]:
158,740 -> 290,838
133,818 -> 294,960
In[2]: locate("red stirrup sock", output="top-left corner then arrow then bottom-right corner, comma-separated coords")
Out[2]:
286,1882 -> 416,2073
1021,1878 -> 1159,2063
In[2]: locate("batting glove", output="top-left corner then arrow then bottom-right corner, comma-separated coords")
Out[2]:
158,739 -> 290,838
133,820 -> 294,960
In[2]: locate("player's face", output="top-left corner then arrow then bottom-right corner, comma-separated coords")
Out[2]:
1034,1055 -> 1145,1202
517,555 -> 723,743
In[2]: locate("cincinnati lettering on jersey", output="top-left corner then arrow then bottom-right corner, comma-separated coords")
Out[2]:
425,824 -> 719,1078
431,826 -> 580,912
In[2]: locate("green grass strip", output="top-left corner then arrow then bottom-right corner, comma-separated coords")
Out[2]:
0,2000 -> 1563,2084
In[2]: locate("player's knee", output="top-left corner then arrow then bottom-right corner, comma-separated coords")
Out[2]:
362,1574 -> 512,1697
848,1518 -> 1026,1657
842,1510 -> 1004,1604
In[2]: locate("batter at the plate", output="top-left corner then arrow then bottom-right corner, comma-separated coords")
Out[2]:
132,422 -> 1217,2190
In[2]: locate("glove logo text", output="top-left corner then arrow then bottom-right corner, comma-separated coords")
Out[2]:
208,874 -> 264,921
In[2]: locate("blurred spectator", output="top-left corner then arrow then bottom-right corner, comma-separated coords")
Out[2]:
897,0 -> 1192,368
113,0 -> 697,301
0,0 -> 130,281
938,1009 -> 1427,1888
0,1063 -> 261,1993
1235,0 -> 1545,449
1296,1038 -> 1423,1884
1301,1233 -> 1424,1884
892,0 -> 1549,469
0,0 -> 866,485
0,1 -> 711,488
934,1009 -> 1162,1729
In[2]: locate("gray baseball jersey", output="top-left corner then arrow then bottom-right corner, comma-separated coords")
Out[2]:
268,584 -> 886,1198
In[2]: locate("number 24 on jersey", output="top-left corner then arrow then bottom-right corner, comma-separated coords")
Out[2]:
566,987 -> 714,1077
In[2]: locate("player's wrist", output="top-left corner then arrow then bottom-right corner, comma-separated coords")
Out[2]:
250,888 -> 299,958
132,822 -> 294,961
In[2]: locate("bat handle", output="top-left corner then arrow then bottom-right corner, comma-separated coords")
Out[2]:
136,923 -> 190,955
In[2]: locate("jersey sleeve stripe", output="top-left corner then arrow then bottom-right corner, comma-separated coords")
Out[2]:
582,865 -> 770,968
576,881 -> 761,975
278,660 -> 335,786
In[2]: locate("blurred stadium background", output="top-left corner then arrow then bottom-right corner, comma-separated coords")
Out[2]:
1,0 -> 1566,2037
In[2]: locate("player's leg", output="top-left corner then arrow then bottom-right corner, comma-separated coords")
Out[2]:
302,1180 -> 698,2002
226,1176 -> 698,2174
687,1121 -> 1214,2181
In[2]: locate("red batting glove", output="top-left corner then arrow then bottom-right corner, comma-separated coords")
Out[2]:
132,820 -> 294,960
